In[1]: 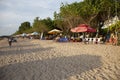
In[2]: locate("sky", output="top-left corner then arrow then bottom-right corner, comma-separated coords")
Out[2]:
0,0 -> 83,36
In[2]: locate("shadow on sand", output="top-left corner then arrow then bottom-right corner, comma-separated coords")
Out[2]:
0,40 -> 54,56
0,54 -> 102,80
0,43 -> 40,49
0,46 -> 54,56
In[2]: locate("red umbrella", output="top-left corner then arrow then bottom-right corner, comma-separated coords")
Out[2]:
71,27 -> 78,32
71,24 -> 96,32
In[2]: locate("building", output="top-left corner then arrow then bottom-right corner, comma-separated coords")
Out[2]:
102,16 -> 119,29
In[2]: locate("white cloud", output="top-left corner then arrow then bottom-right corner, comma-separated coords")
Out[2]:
0,0 -> 82,36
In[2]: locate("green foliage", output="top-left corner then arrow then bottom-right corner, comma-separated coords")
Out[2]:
109,21 -> 120,32
14,0 -> 120,36
32,17 -> 47,33
53,0 -> 120,35
32,17 -> 55,33
41,17 -> 55,30
16,22 -> 31,34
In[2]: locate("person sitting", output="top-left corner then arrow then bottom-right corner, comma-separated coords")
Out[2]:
109,33 -> 115,45
79,35 -> 83,42
55,36 -> 60,42
70,36 -> 75,42
85,38 -> 89,44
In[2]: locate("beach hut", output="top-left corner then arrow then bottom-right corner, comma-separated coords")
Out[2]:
102,16 -> 119,29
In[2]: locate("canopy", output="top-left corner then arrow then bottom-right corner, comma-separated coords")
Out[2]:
31,32 -> 39,35
71,24 -> 96,32
22,33 -> 27,36
48,29 -> 62,34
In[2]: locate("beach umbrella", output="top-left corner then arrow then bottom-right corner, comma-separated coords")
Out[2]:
22,33 -> 26,36
48,29 -> 62,34
71,24 -> 96,33
31,32 -> 39,35
71,27 -> 78,32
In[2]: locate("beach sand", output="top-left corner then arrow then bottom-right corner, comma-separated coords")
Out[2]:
0,39 -> 120,80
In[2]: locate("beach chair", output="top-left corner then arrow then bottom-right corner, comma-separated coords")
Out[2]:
93,38 -> 97,44
85,38 -> 89,44
89,38 -> 93,44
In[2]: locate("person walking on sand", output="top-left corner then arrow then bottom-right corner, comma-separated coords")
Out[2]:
8,37 -> 12,47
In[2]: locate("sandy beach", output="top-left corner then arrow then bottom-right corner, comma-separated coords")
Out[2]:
0,39 -> 120,80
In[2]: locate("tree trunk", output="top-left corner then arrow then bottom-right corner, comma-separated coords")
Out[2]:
40,32 -> 44,40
